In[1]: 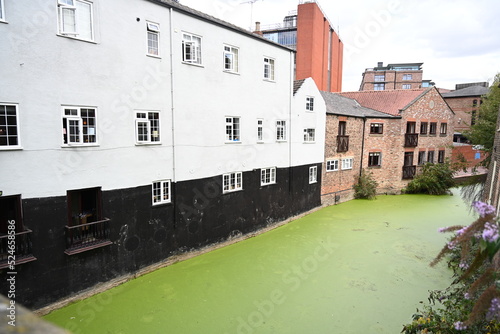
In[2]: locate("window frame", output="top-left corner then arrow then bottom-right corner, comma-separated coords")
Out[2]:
341,158 -> 353,170
182,32 -> 202,65
427,150 -> 435,164
223,45 -> 239,73
135,111 -> 161,145
402,84 -> 411,89
57,0 -> 94,42
0,103 -> 21,149
263,57 -> 275,81
303,128 -> 315,143
374,83 -> 385,91
276,120 -> 286,142
403,74 -> 412,81
418,151 -> 426,165
62,105 -> 98,146
374,75 -> 385,82
225,116 -> 241,142
440,123 -> 447,135
257,119 -> 263,142
223,172 -> 243,193
420,122 -> 428,135
306,96 -> 314,112
429,122 -> 437,135
326,159 -> 339,172
369,123 -> 383,134
147,21 -> 160,57
261,167 -> 276,186
368,152 -> 382,167
438,150 -> 445,163
309,166 -> 317,184
152,180 -> 171,205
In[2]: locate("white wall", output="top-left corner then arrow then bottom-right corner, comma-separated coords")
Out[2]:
291,78 -> 327,166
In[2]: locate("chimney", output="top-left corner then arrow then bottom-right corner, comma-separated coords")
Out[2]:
253,22 -> 263,36
377,62 -> 383,67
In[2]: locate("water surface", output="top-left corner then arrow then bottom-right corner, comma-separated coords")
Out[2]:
44,191 -> 473,333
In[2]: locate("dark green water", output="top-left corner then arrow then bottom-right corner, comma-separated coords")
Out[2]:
44,191 -> 473,333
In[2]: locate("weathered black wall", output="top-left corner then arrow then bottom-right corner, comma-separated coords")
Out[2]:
0,164 -> 321,310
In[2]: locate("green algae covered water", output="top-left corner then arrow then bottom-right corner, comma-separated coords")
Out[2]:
44,191 -> 474,333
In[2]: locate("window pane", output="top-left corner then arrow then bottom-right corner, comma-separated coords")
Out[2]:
75,1 -> 93,40
149,113 -> 160,142
148,31 -> 159,55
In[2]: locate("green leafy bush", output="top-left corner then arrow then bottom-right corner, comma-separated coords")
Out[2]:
354,169 -> 378,199
405,162 -> 455,195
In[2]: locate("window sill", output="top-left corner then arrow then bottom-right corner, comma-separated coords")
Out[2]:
62,144 -> 100,148
368,166 -> 382,169
182,61 -> 204,68
223,189 -> 243,194
261,182 -> 276,187
135,142 -> 162,146
440,134 -> 447,137
257,141 -> 264,144
225,140 -> 242,144
369,133 -> 383,136
56,33 -> 97,44
303,141 -> 316,144
64,240 -> 112,256
0,20 -> 7,24
326,169 -> 339,172
0,146 -> 23,151
420,134 -> 428,137
276,140 -> 287,143
0,255 -> 37,269
309,181 -> 318,184
263,79 -> 276,83
152,201 -> 172,207
147,54 -> 162,59
223,70 -> 240,75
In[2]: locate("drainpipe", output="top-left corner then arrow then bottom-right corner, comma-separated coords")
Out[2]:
169,7 -> 177,228
359,117 -> 366,177
288,50 -> 294,193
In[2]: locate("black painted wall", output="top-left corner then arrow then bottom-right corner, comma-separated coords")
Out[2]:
1,164 -> 321,309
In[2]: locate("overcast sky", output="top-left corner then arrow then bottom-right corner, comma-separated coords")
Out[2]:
179,0 -> 499,92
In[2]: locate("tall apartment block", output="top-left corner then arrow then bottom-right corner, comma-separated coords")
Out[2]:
359,62 -> 435,91
255,1 -> 343,92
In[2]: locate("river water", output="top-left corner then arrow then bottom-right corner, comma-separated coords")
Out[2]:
44,190 -> 474,333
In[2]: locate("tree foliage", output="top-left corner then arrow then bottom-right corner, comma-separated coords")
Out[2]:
353,169 -> 378,199
463,74 -> 500,164
405,162 -> 455,195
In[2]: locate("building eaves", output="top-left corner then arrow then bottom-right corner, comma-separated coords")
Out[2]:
320,91 -> 398,119
441,85 -> 490,98
147,0 -> 296,52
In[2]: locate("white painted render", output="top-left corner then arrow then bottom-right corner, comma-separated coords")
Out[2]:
0,0 -> 325,199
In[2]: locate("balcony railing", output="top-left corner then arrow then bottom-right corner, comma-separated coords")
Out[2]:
402,165 -> 417,180
404,133 -> 419,147
65,218 -> 112,255
0,229 -> 37,269
337,135 -> 349,152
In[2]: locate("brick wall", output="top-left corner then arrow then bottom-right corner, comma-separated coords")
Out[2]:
361,70 -> 423,91
444,96 -> 481,132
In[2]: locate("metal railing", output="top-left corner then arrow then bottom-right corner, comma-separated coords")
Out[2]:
0,229 -> 36,268
402,166 -> 417,180
65,218 -> 111,255
404,133 -> 419,147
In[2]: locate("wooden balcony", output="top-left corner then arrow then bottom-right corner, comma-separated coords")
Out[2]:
404,133 -> 419,147
402,165 -> 417,180
0,229 -> 37,269
337,135 -> 349,152
65,218 -> 112,255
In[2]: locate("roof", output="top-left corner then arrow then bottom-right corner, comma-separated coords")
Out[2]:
293,79 -> 306,96
147,0 -> 295,52
338,89 -> 429,116
441,85 -> 489,98
320,91 -> 398,118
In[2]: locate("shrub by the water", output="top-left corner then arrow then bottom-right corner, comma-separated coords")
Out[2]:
405,162 -> 455,195
354,169 -> 378,199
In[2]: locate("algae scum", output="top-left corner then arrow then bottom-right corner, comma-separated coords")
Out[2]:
44,191 -> 473,333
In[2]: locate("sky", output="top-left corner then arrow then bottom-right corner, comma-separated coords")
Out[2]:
179,0 -> 500,92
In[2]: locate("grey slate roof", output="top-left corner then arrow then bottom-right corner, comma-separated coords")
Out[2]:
148,0 -> 295,52
442,85 -> 489,98
320,91 -> 398,118
293,79 -> 306,96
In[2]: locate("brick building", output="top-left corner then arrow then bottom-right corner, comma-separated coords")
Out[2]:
321,87 -> 455,201
257,0 -> 343,92
320,92 -> 397,204
359,62 -> 434,91
484,105 -> 500,210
